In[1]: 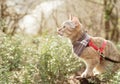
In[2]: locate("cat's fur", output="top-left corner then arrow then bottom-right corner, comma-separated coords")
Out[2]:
57,16 -> 120,77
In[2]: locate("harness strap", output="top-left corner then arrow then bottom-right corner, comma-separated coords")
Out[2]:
88,39 -> 107,53
88,39 -> 107,61
99,40 -> 107,53
88,39 -> 99,51
73,33 -> 90,56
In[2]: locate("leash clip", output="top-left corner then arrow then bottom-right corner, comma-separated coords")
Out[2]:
97,50 -> 105,58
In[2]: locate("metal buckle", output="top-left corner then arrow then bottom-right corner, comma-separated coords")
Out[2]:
80,40 -> 88,46
97,50 -> 105,58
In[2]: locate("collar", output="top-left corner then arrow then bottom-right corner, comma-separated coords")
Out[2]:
73,32 -> 90,45
73,32 -> 90,56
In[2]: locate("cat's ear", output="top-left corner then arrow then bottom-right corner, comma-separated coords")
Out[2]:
72,17 -> 80,26
69,14 -> 73,20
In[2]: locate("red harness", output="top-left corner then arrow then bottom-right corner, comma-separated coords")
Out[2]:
88,39 -> 107,61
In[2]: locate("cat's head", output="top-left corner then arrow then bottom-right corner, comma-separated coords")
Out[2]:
57,16 -> 83,38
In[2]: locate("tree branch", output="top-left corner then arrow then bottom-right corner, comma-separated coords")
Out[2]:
85,0 -> 103,6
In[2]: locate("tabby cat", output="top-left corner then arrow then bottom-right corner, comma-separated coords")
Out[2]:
57,16 -> 120,77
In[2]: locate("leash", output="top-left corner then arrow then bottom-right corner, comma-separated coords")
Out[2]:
100,53 -> 120,63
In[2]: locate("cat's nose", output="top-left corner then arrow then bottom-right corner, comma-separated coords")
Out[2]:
57,28 -> 63,36
57,28 -> 62,32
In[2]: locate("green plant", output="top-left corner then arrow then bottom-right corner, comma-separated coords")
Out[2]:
37,35 -> 81,84
0,34 -> 120,84
0,34 -> 82,84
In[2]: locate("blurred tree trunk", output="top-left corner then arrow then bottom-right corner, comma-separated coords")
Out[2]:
110,5 -> 119,42
104,0 -> 119,42
0,0 -> 6,32
0,0 -> 28,35
0,0 -> 16,35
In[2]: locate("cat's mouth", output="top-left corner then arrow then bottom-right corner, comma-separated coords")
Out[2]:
57,31 -> 63,36
57,28 -> 63,36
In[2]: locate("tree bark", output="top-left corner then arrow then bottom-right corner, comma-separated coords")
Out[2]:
104,0 -> 119,42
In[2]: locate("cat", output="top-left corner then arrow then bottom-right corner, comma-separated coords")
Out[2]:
57,16 -> 120,78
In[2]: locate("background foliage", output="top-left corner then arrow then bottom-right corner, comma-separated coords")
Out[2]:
0,34 -> 81,83
0,33 -> 120,84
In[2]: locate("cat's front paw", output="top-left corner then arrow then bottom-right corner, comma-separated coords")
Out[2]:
81,71 -> 88,78
81,71 -> 93,78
